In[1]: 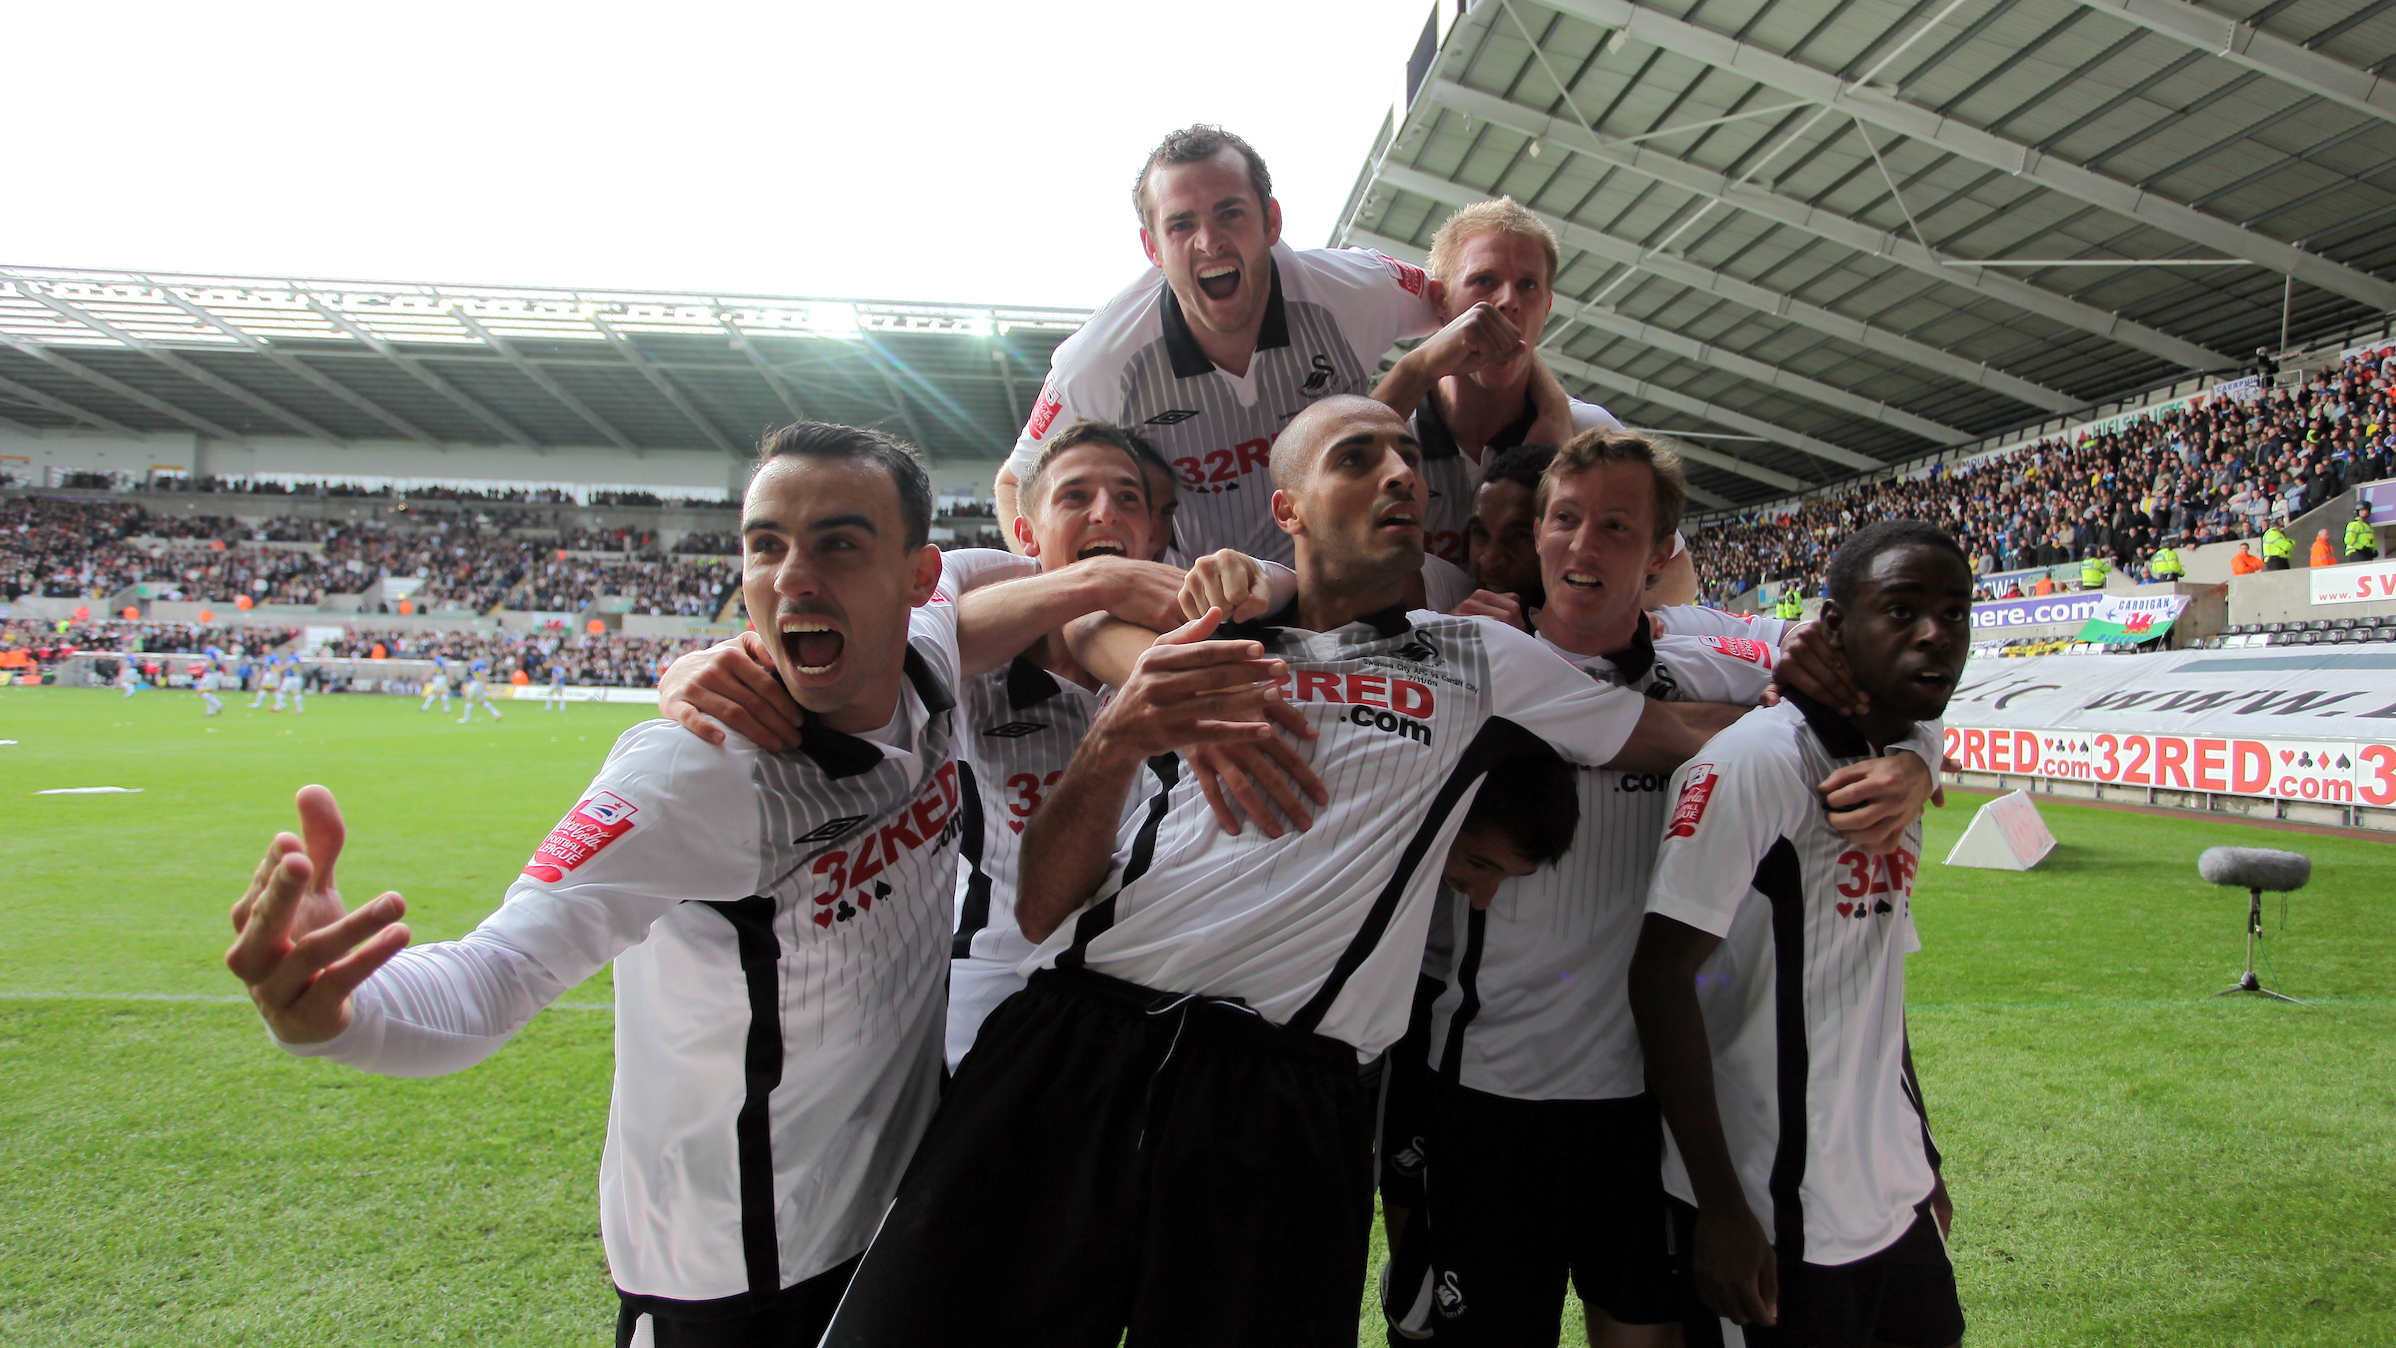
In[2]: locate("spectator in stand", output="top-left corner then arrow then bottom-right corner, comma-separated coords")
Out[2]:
2348,506 -> 2379,562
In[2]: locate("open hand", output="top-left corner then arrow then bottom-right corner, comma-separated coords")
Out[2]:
225,785 -> 409,1044
1186,700 -> 1327,837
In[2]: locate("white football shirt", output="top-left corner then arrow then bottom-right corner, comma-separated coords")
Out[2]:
284,598 -> 967,1303
1003,243 -> 1443,565
1022,607 -> 1649,1059
1646,697 -> 1940,1267
1425,624 -> 1777,1101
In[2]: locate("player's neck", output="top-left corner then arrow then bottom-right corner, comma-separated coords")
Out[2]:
1436,367 -> 1533,454
1847,705 -> 1918,755
1531,600 -> 1642,660
807,665 -> 906,737
1291,554 -> 1411,633
1191,316 -> 1266,380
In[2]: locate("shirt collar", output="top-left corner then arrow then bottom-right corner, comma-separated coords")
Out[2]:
1160,258 -> 1290,381
1785,688 -> 1874,760
1412,387 -> 1542,463
794,644 -> 953,779
1004,652 -> 1064,709
1220,598 -> 1414,646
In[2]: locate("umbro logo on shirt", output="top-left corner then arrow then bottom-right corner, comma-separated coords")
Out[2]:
1144,409 -> 1201,426
983,721 -> 1048,739
795,814 -> 868,846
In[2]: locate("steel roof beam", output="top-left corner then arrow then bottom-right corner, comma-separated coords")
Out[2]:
720,317 -> 807,430
0,410 -> 41,437
1377,162 -> 2086,413
591,315 -> 741,456
0,333 -> 247,443
2071,0 -> 2396,126
1543,0 -> 2396,313
1543,351 -> 1829,489
1350,225 -> 1964,456
148,290 -> 446,449
299,298 -> 545,451
446,310 -> 644,456
855,341 -> 935,450
0,371 -> 144,437
1424,79 -> 2234,372
13,285 -> 351,444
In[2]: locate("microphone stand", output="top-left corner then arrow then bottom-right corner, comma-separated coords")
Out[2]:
2213,885 -> 2304,1004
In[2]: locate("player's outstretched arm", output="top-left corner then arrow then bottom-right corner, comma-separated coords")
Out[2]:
1020,610 -> 1288,940
657,633 -> 802,752
1629,913 -> 1777,1328
1603,700 -> 1748,773
956,557 -> 1187,677
225,785 -> 409,1045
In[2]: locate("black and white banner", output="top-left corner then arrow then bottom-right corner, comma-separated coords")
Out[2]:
1942,648 -> 2396,807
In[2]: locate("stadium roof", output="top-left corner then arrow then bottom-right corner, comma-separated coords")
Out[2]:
1337,0 -> 2396,505
0,266 -> 1088,462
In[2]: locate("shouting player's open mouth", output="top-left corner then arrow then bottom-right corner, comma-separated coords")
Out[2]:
779,617 -> 846,678
1195,262 -> 1241,303
1075,539 -> 1129,561
1373,500 -> 1421,542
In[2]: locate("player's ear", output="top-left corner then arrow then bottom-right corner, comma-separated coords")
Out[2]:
1271,487 -> 1303,539
1012,513 -> 1038,557
1262,197 -> 1283,248
1139,226 -> 1163,270
906,544 -> 943,606
1820,598 -> 1847,649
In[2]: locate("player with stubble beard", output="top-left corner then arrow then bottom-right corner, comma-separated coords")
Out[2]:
996,127 -> 1571,566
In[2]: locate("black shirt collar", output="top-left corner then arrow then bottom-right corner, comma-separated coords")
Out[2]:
1220,599 -> 1413,646
794,644 -> 953,779
1160,259 -> 1290,381
1004,652 -> 1064,709
1610,617 -> 1658,684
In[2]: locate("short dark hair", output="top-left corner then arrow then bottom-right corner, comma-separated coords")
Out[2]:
1825,519 -> 1969,608
1461,749 -> 1579,867
1134,124 -> 1273,228
753,421 -> 932,551
1538,428 -> 1687,545
1482,443 -> 1556,493
1022,419 -> 1153,512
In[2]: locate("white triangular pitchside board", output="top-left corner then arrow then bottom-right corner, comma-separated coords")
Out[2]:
1944,789 -> 2058,871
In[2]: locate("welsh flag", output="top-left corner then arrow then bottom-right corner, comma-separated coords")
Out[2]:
2074,594 -> 2189,645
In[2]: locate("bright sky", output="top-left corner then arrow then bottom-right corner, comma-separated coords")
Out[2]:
8,0 -> 1429,312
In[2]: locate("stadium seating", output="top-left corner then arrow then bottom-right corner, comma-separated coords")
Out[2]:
1693,349 -> 2396,604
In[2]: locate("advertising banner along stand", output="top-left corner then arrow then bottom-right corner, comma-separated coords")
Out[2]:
1944,790 -> 2058,870
1940,647 -> 2396,808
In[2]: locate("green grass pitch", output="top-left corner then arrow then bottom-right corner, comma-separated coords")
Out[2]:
2,684 -> 2391,1346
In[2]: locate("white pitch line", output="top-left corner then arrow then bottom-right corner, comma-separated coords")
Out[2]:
34,786 -> 143,794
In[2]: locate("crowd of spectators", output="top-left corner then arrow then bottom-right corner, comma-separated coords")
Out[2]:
1691,350 -> 2396,603
3,494 -> 740,615
0,617 -> 300,664
316,627 -> 711,687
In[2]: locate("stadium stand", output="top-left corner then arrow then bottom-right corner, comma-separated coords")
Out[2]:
1689,349 -> 2396,604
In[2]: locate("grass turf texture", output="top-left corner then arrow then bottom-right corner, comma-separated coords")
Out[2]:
1,686 -> 2391,1346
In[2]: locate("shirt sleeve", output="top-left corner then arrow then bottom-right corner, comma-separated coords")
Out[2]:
1295,245 -> 1444,369
1568,398 -> 1624,434
1645,721 -> 1804,939
1477,616 -> 1648,765
939,547 -> 1037,596
909,584 -> 965,692
279,720 -> 766,1076
1655,604 -> 1788,646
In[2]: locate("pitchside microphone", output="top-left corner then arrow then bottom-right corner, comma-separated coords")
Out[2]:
2197,846 -> 2311,1004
